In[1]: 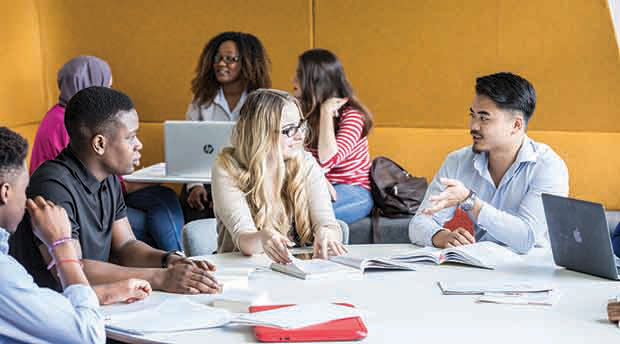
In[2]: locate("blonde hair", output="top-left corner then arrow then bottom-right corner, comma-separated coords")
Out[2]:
216,89 -> 314,246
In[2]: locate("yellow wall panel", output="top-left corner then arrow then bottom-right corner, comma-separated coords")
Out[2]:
315,0 -> 620,132
370,128 -> 620,210
10,123 -> 41,165
0,0 -> 47,127
37,0 -> 312,122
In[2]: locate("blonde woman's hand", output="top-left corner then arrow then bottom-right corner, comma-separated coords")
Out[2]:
260,229 -> 294,264
320,97 -> 349,118
313,228 -> 348,259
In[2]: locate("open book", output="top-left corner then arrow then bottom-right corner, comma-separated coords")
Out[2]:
390,241 -> 521,269
270,255 -> 362,280
329,255 -> 416,272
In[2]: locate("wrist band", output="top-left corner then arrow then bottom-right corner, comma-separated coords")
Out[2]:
47,258 -> 83,270
48,237 -> 74,254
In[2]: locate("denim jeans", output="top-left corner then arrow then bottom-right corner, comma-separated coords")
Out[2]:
332,184 -> 374,224
125,185 -> 184,252
612,222 -> 620,258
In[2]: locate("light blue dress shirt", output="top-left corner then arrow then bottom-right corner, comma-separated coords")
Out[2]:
409,136 -> 569,254
0,227 -> 105,344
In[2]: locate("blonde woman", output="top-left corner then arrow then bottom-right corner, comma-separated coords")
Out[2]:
212,89 -> 347,263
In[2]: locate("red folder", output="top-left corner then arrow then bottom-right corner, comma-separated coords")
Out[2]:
249,303 -> 368,342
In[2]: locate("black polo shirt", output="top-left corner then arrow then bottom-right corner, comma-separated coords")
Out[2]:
9,147 -> 126,291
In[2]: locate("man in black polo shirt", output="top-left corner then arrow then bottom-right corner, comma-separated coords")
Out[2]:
11,86 -> 221,294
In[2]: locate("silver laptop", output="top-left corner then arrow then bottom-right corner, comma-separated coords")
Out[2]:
542,193 -> 620,280
164,120 -> 235,179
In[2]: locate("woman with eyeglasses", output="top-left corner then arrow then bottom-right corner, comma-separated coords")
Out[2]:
183,32 -> 272,223
293,49 -> 374,225
212,89 -> 347,263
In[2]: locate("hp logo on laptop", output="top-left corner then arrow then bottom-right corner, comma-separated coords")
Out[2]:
203,144 -> 214,154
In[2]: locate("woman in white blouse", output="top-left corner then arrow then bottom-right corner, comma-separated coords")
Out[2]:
182,32 -> 272,222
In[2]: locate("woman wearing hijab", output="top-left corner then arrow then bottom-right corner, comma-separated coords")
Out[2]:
29,56 -> 185,252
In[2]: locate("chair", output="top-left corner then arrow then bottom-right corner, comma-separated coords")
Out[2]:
182,218 -> 218,257
182,219 -> 350,257
607,211 -> 620,235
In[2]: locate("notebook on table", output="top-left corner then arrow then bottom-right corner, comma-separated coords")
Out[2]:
250,303 -> 368,342
270,255 -> 362,280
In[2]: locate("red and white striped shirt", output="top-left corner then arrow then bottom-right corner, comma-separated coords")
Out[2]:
309,107 -> 371,190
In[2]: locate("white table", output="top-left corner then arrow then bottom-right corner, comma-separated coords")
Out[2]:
123,162 -> 211,184
105,244 -> 620,343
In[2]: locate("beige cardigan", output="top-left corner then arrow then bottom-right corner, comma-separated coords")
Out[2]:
212,152 -> 342,253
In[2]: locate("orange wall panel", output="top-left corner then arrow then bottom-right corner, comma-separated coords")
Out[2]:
0,0 -> 47,127
37,0 -> 312,123
315,0 -> 620,132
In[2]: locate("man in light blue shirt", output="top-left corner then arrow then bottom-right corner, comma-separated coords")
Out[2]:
0,127 -> 149,343
409,72 -> 569,254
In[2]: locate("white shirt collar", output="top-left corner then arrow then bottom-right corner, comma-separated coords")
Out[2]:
213,87 -> 248,121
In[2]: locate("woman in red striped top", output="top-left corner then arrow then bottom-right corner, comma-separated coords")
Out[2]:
292,49 -> 374,225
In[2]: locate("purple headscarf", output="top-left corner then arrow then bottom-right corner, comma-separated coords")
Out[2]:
57,56 -> 112,106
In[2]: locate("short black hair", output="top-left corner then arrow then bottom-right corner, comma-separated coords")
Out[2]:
475,72 -> 536,125
64,86 -> 135,147
0,127 -> 28,182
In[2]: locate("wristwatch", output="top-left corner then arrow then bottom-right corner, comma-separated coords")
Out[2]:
161,250 -> 186,268
459,189 -> 478,212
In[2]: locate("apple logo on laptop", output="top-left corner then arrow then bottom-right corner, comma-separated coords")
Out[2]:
203,144 -> 214,154
573,227 -> 583,244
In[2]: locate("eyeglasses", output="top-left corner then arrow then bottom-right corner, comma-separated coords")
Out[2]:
280,121 -> 308,138
214,54 -> 240,64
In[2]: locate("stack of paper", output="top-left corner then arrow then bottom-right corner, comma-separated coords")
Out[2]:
212,289 -> 271,313
105,297 -> 233,335
105,298 -> 365,335
236,303 -> 365,329
213,267 -> 254,290
438,281 -> 553,295
478,291 -> 559,306
438,281 -> 559,306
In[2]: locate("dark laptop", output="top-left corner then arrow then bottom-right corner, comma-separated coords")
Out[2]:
542,193 -> 620,280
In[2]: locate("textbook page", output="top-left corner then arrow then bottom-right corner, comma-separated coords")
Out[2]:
329,255 -> 416,272
442,241 -> 521,269
390,247 -> 443,264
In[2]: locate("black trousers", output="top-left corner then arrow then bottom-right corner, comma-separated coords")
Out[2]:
179,183 -> 215,223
